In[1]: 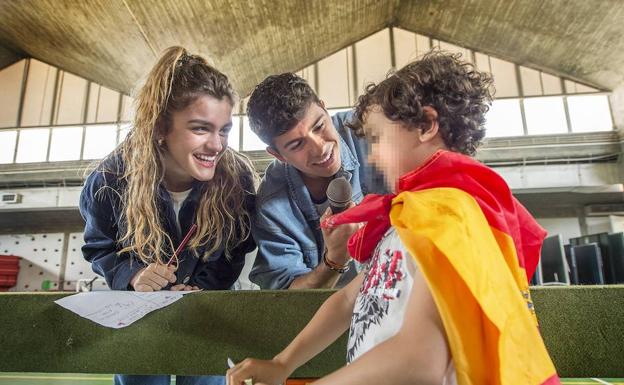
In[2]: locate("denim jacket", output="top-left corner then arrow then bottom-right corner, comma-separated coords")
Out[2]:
249,111 -> 385,289
79,154 -> 256,290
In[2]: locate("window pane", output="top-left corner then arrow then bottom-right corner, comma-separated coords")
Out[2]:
474,53 -> 490,73
85,84 -> 99,123
55,72 -> 87,125
489,57 -> 519,97
567,95 -> 613,133
21,60 -> 56,127
118,123 -> 131,144
16,128 -> 49,163
564,80 -> 577,94
96,87 -> 120,122
49,126 -> 83,161
355,28 -> 392,96
415,34 -> 431,58
242,116 -> 266,151
393,28 -> 417,69
318,49 -> 350,108
120,95 -> 134,122
438,41 -> 472,63
0,130 -> 17,164
520,66 -> 542,96
228,116 -> 241,151
485,99 -> 524,137
0,60 -> 24,128
541,73 -> 562,95
524,97 -> 568,135
83,124 -> 117,159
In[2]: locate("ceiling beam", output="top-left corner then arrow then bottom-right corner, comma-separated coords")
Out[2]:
0,1 -> 623,96
395,0 -> 624,91
0,45 -> 23,70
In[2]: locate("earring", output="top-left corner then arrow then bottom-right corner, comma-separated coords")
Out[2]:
157,138 -> 164,146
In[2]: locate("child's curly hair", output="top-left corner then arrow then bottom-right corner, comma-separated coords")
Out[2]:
348,51 -> 494,155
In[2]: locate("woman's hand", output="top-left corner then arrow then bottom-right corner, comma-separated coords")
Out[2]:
130,263 -> 176,291
170,284 -> 200,291
226,358 -> 291,385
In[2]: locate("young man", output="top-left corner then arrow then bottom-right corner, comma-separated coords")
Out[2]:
247,73 -> 384,289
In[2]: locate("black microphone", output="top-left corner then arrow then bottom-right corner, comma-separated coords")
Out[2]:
326,177 -> 352,214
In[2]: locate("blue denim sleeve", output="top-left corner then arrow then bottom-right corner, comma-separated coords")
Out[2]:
249,205 -> 313,290
79,171 -> 144,290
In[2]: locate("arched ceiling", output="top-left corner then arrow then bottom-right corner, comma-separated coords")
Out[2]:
0,0 -> 623,97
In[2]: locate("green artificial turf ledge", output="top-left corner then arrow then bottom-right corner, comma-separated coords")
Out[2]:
0,286 -> 622,377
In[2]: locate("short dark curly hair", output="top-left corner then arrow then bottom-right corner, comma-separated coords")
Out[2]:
247,73 -> 321,147
348,51 -> 493,155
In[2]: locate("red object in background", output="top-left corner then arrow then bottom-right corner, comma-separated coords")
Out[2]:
0,255 -> 20,291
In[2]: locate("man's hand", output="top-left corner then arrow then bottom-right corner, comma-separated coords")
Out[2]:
130,263 -> 177,292
320,203 -> 359,266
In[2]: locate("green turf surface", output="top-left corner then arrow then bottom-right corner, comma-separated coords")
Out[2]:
0,373 -> 623,385
1,287 -> 623,377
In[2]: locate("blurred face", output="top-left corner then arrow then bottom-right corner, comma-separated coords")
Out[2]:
161,95 -> 233,191
364,106 -> 428,191
270,103 -> 342,179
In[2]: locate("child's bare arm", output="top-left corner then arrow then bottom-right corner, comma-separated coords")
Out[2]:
226,271 -> 365,385
313,264 -> 450,385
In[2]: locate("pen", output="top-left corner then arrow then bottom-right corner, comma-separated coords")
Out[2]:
167,223 -> 197,267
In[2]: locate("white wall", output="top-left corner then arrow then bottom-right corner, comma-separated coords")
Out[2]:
1,229 -> 259,292
497,163 -> 620,190
0,187 -> 81,210
536,217 -> 582,244
536,215 -> 624,245
586,217 -> 612,235
609,215 -> 624,233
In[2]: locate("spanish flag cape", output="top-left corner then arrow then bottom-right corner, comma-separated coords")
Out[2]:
323,150 -> 560,385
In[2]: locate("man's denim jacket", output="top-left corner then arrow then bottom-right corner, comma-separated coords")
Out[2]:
79,154 -> 256,290
249,111 -> 385,289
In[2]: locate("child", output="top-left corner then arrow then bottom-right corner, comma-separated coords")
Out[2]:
226,51 -> 560,385
80,46 -> 256,385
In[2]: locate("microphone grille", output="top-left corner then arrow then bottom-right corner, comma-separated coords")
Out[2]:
327,177 -> 352,205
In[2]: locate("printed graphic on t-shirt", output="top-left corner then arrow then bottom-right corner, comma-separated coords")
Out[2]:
347,230 -> 408,362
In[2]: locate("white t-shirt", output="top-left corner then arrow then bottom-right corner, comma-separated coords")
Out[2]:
347,228 -> 457,384
314,197 -> 330,216
167,188 -> 192,235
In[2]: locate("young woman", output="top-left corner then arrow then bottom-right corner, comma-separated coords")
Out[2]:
80,46 -> 256,385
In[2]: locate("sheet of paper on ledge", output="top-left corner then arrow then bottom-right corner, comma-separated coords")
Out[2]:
55,290 -> 196,329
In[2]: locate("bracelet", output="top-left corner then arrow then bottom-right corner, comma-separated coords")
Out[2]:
323,249 -> 350,274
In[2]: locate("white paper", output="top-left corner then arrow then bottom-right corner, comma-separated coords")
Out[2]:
55,290 -> 195,328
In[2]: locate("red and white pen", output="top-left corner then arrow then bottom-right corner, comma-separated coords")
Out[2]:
167,223 -> 197,267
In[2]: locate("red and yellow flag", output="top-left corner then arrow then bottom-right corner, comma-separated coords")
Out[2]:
323,150 -> 559,385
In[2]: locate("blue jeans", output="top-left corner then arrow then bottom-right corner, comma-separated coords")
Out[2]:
114,375 -> 225,385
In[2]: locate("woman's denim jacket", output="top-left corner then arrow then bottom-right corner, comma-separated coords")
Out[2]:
79,154 -> 256,290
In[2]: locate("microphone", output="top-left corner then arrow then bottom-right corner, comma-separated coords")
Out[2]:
326,177 -> 352,214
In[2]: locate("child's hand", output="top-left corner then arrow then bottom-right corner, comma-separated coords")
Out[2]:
130,263 -> 177,292
226,358 -> 289,385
